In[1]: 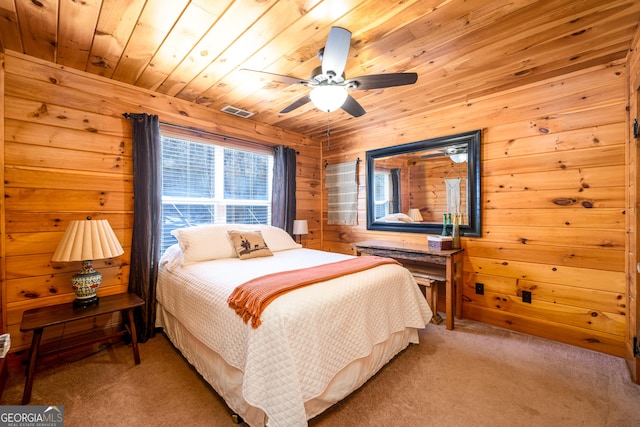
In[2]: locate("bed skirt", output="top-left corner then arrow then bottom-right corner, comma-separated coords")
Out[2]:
156,302 -> 418,426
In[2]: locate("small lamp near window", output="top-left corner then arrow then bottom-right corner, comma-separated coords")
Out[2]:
292,220 -> 309,244
407,208 -> 423,222
52,217 -> 124,308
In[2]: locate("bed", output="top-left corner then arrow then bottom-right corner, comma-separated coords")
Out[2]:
155,224 -> 432,426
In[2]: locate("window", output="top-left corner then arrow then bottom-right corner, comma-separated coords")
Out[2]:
373,170 -> 391,219
160,130 -> 273,253
372,168 -> 401,220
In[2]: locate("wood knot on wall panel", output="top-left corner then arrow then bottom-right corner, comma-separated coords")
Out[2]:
599,241 -> 616,248
29,104 -> 48,118
552,198 -> 577,206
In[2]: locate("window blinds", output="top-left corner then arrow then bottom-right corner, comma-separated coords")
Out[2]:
160,133 -> 273,253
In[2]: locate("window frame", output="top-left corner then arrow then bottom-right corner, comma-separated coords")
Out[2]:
159,125 -> 274,253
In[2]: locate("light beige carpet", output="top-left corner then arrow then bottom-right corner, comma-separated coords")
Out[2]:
2,318 -> 639,426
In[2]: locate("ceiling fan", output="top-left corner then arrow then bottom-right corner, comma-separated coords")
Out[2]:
241,27 -> 418,117
419,144 -> 468,163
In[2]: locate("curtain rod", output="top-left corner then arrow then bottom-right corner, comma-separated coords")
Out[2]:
324,158 -> 361,168
123,113 -> 270,147
159,120 -> 268,147
160,121 -> 299,154
123,114 -> 299,153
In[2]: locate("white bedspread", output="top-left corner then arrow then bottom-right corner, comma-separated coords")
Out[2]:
157,247 -> 432,426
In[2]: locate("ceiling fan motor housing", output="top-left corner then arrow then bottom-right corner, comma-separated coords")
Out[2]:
310,66 -> 345,85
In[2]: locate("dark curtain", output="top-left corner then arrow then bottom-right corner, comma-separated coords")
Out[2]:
271,145 -> 297,235
124,112 -> 161,342
390,168 -> 401,213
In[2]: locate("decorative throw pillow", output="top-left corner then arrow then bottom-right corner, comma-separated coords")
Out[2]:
228,230 -> 273,260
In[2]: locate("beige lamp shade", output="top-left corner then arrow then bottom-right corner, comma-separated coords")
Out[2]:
292,220 -> 309,236
407,208 -> 423,222
52,219 -> 124,262
292,220 -> 309,244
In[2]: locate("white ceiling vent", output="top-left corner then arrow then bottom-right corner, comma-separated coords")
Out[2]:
221,105 -> 254,118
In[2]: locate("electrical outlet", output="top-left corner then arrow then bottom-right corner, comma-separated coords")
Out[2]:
522,290 -> 532,304
475,283 -> 484,295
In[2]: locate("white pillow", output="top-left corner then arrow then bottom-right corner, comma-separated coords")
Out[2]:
378,213 -> 414,223
160,244 -> 184,272
170,224 -> 301,263
171,224 -> 237,263
253,225 -> 302,252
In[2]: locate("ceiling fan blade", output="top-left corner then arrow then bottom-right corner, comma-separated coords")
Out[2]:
240,68 -> 308,86
322,27 -> 351,78
280,95 -> 311,113
341,95 -> 366,117
345,72 -> 418,90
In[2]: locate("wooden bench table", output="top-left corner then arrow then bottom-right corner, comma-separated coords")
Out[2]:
20,292 -> 144,404
353,240 -> 464,330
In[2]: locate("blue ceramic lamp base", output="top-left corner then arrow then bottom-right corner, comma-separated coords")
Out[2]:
71,260 -> 101,308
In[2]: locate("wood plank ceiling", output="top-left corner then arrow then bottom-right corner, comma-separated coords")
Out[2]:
1,0 -> 639,141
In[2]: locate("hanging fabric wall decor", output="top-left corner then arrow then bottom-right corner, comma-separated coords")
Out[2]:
326,160 -> 359,225
445,178 -> 461,214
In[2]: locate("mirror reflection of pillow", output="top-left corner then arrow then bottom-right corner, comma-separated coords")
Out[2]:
228,230 -> 274,260
379,213 -> 414,223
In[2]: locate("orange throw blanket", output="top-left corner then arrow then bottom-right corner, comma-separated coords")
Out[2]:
227,255 -> 401,328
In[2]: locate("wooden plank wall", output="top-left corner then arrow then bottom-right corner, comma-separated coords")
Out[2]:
321,60 -> 630,357
409,158 -> 468,223
1,50 -> 321,351
627,29 -> 640,382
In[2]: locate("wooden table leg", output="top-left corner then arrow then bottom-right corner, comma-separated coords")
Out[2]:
126,309 -> 141,365
454,252 -> 464,320
445,257 -> 454,330
430,280 -> 443,325
22,328 -> 43,404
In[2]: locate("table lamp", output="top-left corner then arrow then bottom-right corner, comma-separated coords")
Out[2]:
51,217 -> 124,307
292,220 -> 309,244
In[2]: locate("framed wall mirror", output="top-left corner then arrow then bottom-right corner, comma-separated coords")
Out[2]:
366,129 -> 481,236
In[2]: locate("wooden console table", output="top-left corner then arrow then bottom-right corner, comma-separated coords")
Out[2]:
353,240 -> 464,330
20,292 -> 144,404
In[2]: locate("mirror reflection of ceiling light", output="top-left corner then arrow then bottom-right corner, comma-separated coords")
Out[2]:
310,86 -> 348,112
449,153 -> 468,163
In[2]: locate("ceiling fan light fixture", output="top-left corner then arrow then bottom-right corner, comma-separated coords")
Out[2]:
450,153 -> 468,163
310,86 -> 348,112
244,27 -> 417,117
